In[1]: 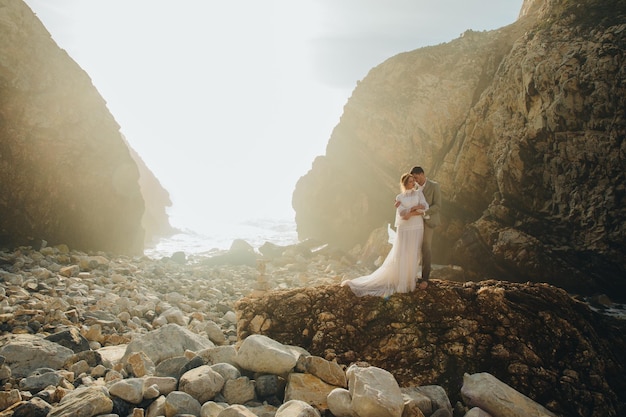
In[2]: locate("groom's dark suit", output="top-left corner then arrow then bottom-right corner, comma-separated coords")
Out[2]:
420,178 -> 441,281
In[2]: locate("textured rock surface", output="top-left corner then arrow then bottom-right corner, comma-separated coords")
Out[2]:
126,139 -> 176,246
236,279 -> 626,417
292,0 -> 626,299
0,1 -> 173,254
0,243 -> 625,416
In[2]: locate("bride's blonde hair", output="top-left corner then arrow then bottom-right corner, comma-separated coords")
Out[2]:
400,173 -> 413,192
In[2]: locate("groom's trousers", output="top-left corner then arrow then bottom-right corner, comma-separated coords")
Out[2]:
422,225 -> 434,281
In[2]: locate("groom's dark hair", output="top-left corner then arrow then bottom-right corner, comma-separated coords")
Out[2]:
410,166 -> 424,175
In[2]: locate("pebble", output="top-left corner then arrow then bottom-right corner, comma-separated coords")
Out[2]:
0,244 -> 587,416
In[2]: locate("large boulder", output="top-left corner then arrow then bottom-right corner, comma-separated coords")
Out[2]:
235,279 -> 626,417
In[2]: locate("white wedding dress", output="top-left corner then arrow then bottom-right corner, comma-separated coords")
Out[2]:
343,189 -> 428,297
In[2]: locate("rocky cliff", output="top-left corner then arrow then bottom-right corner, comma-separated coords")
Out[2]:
125,139 -> 177,246
0,1 -> 173,254
236,279 -> 626,417
292,0 -> 626,299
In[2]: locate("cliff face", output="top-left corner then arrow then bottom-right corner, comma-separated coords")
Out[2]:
292,0 -> 626,298
125,139 -> 177,246
0,1 -> 172,254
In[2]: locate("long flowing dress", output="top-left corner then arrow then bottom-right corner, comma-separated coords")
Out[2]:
342,189 -> 429,297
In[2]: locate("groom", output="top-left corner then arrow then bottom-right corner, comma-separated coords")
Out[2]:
410,166 -> 441,289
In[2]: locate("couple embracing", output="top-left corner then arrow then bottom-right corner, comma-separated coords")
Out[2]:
342,166 -> 441,297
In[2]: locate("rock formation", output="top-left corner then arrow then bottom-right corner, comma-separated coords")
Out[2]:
0,1 -> 174,254
0,239 -> 624,416
125,139 -> 177,246
292,0 -> 626,299
236,278 -> 626,417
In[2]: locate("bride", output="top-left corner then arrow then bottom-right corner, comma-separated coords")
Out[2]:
342,172 -> 428,297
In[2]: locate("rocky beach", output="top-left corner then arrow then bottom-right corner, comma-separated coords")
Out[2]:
2,0 -> 626,416
0,241 -> 625,417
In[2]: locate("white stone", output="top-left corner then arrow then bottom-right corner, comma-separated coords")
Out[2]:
145,395 -> 166,417
222,376 -> 256,405
465,407 -> 493,417
47,386 -> 113,417
327,388 -> 357,417
347,364 -> 404,417
223,311 -> 238,324
0,335 -> 75,378
200,400 -> 225,417
460,372 -> 557,417
178,365 -> 225,404
302,355 -> 347,387
164,390 -> 202,417
108,377 -> 145,404
120,323 -> 214,366
235,334 -> 298,374
216,404 -> 258,416
144,383 -> 160,399
144,376 -> 178,396
275,399 -> 321,417
210,362 -> 241,382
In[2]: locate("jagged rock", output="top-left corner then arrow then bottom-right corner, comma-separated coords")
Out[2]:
120,323 -> 215,366
108,378 -> 145,404
0,1 -> 145,254
125,141 -> 176,246
11,396 -> 51,417
235,334 -> 299,375
0,389 -> 21,411
284,373 -> 335,411
464,408 -> 492,417
153,355 -> 189,379
201,401 -> 226,416
235,280 -> 626,416
201,246 -> 258,267
275,399 -> 321,417
219,403 -> 259,417
198,345 -> 238,368
0,1 -> 175,254
44,328 -> 90,353
461,372 -> 557,417
1,242 -> 625,416
210,363 -> 241,383
163,390 -> 201,417
47,386 -> 113,417
300,355 -> 347,388
178,365 -> 224,404
292,0 -> 626,299
400,388 -> 430,417
255,374 -> 287,401
144,376 -> 177,397
18,369 -> 66,393
222,376 -> 256,405
126,351 -> 155,377
346,364 -> 404,417
146,395 -> 166,417
404,386 -> 452,417
0,335 -> 74,378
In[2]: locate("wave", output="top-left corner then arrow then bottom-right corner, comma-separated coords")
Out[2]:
144,217 -> 299,259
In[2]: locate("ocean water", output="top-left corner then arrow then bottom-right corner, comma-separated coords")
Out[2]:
144,217 -> 299,259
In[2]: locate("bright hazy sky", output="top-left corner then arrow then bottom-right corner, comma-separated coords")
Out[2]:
23,0 -> 522,234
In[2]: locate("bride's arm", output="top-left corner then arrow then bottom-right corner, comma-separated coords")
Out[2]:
408,195 -> 427,215
396,195 -> 413,219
